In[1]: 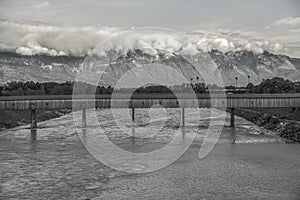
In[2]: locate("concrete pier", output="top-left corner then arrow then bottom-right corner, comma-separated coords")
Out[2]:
132,108 -> 135,122
82,108 -> 87,128
230,107 -> 235,128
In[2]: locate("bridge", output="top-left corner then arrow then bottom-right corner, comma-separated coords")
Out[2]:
1,93 -> 300,140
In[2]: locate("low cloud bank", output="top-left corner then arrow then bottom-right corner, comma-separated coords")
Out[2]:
274,17 -> 300,27
0,20 -> 285,57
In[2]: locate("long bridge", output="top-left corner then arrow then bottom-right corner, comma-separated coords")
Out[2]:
1,93 -> 300,140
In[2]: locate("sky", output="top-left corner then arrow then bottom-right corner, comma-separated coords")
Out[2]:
0,0 -> 300,57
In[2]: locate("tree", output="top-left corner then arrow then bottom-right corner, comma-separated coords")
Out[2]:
25,88 -> 35,95
247,83 -> 255,93
9,88 -> 24,96
50,85 -> 64,95
35,85 -> 46,95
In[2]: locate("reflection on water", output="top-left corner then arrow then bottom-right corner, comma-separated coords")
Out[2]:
30,129 -> 37,142
229,127 -> 236,145
0,107 -> 286,174
131,126 -> 135,144
0,108 -> 283,146
0,107 -> 285,167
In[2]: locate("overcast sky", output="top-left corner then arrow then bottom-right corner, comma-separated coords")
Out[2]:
0,0 -> 300,57
0,0 -> 299,28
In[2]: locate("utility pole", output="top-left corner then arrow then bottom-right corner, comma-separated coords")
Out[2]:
247,75 -> 251,93
235,77 -> 238,93
247,75 -> 251,85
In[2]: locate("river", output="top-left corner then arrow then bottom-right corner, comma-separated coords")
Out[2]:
0,108 -> 299,199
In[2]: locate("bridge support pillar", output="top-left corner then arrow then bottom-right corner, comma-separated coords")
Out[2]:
30,108 -> 37,141
182,108 -> 185,127
230,107 -> 235,128
132,108 -> 135,122
82,108 -> 87,128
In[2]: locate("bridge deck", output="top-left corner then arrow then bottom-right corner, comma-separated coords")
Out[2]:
0,93 -> 300,110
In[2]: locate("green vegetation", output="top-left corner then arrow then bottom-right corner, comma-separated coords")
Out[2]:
0,77 -> 299,96
235,108 -> 300,143
0,81 -> 206,96
0,109 -> 70,130
247,77 -> 300,93
0,81 -> 111,96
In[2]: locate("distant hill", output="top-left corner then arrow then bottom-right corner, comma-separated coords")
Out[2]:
1,50 -> 300,86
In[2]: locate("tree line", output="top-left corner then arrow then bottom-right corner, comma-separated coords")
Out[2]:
247,77 -> 300,93
0,77 -> 299,96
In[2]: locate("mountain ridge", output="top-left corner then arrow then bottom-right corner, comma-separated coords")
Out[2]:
1,50 -> 300,86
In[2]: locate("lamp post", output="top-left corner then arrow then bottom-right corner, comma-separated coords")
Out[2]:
247,75 -> 251,93
196,76 -> 199,91
235,77 -> 238,91
247,75 -> 251,85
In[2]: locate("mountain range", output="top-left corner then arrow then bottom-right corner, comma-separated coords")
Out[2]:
0,50 -> 299,86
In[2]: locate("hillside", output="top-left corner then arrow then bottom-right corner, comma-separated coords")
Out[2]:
1,50 -> 300,86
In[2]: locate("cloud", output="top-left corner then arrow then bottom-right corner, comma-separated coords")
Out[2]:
0,20 -> 120,56
0,20 -> 287,57
32,1 -> 50,9
274,16 -> 300,27
186,31 -> 283,55
289,28 -> 300,33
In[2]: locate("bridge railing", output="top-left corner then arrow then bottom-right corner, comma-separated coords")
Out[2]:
0,93 -> 300,110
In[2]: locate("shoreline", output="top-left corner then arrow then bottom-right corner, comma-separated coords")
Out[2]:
0,109 -> 71,131
234,108 -> 300,143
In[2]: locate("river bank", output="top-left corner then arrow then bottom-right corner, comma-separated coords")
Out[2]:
234,108 -> 300,143
0,109 -> 71,131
